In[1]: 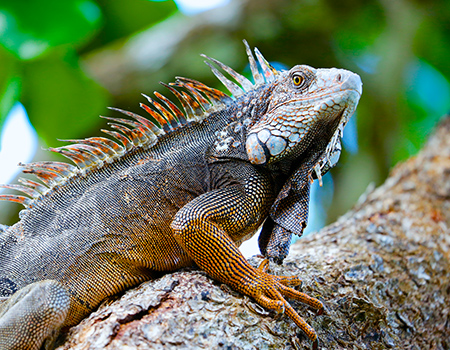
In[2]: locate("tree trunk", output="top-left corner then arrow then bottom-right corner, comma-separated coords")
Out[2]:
56,116 -> 450,350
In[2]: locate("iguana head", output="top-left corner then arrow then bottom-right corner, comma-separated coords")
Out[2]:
201,40 -> 361,174
245,65 -> 362,167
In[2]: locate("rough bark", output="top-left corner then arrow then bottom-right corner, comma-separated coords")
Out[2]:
56,116 -> 450,350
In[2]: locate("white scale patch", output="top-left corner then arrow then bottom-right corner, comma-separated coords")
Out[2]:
215,121 -> 245,152
216,137 -> 233,152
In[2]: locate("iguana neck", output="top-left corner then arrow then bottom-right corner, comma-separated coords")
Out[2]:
207,84 -> 274,163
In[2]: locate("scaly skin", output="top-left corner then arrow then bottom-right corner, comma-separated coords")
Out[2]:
0,42 -> 362,349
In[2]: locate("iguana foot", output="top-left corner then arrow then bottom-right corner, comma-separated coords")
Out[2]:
254,258 -> 323,349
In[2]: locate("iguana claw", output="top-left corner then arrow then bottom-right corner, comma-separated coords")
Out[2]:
249,268 -> 323,348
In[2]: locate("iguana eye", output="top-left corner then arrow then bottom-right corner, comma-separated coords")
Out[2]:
292,74 -> 304,87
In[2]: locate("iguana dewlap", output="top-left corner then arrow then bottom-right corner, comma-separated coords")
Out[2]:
0,41 -> 362,350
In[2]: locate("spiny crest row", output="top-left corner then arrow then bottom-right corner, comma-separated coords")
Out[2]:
0,40 -> 279,208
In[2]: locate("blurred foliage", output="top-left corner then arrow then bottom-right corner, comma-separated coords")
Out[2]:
0,0 -> 106,141
0,0 -> 449,226
0,0 -> 176,142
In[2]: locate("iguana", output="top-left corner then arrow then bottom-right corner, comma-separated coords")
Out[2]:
0,40 -> 362,350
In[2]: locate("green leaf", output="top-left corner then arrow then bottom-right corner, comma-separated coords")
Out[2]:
0,0 -> 102,60
22,51 -> 109,144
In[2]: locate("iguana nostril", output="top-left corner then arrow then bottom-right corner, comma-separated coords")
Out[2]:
340,72 -> 363,95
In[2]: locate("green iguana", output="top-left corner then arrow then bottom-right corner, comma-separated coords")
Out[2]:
0,40 -> 362,350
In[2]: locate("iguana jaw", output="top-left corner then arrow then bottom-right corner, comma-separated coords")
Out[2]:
245,66 -> 362,166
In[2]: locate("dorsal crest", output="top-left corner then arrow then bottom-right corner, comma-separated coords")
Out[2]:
0,40 -> 279,209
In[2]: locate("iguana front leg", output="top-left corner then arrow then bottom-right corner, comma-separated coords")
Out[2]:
171,168 -> 324,348
0,280 -> 70,350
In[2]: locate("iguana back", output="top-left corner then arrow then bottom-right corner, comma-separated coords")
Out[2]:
0,41 -> 362,350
